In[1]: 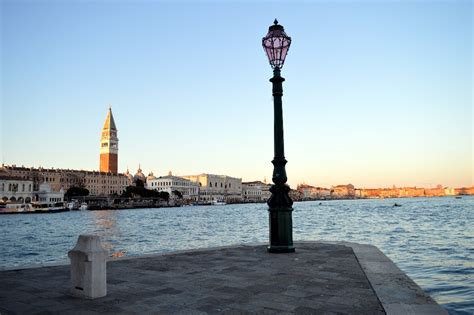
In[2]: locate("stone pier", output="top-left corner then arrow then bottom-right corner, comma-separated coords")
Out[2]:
0,242 -> 446,314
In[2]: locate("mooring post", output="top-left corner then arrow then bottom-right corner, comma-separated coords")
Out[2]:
68,234 -> 108,299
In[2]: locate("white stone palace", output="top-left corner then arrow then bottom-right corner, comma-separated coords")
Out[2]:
242,180 -> 271,202
0,173 -> 34,203
146,172 -> 199,202
182,174 -> 242,203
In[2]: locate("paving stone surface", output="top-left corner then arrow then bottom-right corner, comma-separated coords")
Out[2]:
0,242 -> 424,314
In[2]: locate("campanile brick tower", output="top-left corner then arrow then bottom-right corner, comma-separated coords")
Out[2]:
100,107 -> 118,174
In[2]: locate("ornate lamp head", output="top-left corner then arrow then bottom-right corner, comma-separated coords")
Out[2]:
262,19 -> 292,69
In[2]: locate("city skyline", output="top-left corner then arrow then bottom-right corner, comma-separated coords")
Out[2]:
1,1 -> 472,189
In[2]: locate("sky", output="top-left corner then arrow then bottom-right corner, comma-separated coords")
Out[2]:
1,0 -> 472,189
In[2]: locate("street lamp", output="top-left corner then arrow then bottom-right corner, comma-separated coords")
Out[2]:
262,19 -> 294,253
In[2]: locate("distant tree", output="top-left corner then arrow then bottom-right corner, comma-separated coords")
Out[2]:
122,186 -> 143,198
65,187 -> 90,199
172,190 -> 183,199
159,191 -> 170,201
122,185 -> 169,201
135,179 -> 145,188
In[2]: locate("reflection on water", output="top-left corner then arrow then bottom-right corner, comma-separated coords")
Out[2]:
91,210 -> 121,255
0,196 -> 472,314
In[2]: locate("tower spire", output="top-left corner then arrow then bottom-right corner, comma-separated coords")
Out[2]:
102,106 -> 117,131
100,107 -> 119,174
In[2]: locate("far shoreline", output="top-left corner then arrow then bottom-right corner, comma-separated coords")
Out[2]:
1,194 -> 470,215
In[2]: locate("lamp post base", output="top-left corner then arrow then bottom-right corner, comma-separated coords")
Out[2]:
267,193 -> 295,254
268,245 -> 295,253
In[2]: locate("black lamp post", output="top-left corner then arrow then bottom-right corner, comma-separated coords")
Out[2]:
262,19 -> 294,253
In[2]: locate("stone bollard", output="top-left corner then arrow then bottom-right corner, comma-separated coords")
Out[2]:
68,235 -> 108,299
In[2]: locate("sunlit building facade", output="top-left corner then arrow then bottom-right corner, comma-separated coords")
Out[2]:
242,181 -> 271,202
297,184 -> 331,200
2,165 -> 128,197
331,184 -> 355,198
0,174 -> 34,203
182,174 -> 242,203
147,175 -> 199,201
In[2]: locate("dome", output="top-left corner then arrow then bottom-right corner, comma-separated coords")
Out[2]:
133,165 -> 146,184
125,168 -> 134,185
147,171 -> 156,181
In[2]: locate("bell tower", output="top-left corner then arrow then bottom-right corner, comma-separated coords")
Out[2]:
100,106 -> 118,174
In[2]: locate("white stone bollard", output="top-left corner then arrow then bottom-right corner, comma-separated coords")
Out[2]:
68,235 -> 108,299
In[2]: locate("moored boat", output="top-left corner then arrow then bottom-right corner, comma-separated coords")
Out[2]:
31,202 -> 69,213
0,203 -> 34,214
67,200 -> 80,210
211,199 -> 226,206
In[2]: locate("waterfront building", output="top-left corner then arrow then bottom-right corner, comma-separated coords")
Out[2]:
182,174 -> 242,203
296,183 -> 314,199
242,182 -> 262,202
99,107 -> 119,174
146,174 -> 199,202
456,187 -> 474,195
444,187 -> 456,196
296,184 -> 331,200
1,165 -> 81,192
2,165 -> 128,197
289,189 -> 303,201
331,184 -> 355,198
0,173 -> 34,203
242,181 -> 271,202
379,188 -> 399,198
399,187 -> 425,198
424,187 -> 445,197
262,188 -> 271,201
360,188 -> 381,198
33,182 -> 64,205
83,171 -> 128,196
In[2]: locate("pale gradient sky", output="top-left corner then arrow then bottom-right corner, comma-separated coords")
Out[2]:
1,0 -> 472,189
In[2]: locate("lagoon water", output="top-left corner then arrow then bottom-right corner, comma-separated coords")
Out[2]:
1,197 -> 472,314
